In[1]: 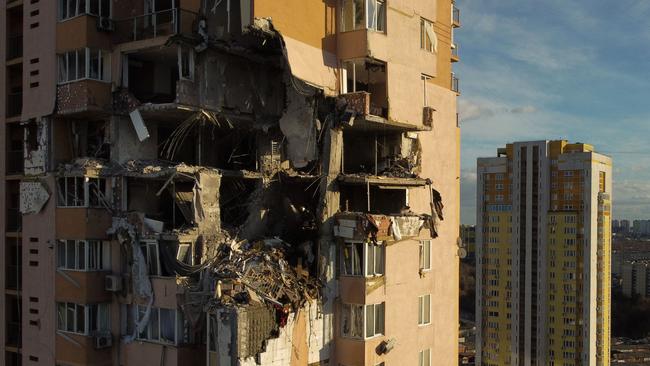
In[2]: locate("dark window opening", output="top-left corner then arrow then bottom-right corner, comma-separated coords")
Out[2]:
343,59 -> 387,117
126,178 -> 192,230
340,184 -> 407,215
219,178 -> 259,231
343,130 -> 417,176
127,51 -> 178,104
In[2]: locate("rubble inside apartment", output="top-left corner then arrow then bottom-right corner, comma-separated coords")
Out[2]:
45,13 -> 446,364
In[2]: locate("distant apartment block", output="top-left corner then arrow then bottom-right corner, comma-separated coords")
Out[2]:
460,224 -> 476,258
476,140 -> 612,366
622,260 -> 650,298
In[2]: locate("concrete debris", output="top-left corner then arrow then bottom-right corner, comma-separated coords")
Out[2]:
129,109 -> 150,142
19,180 -> 50,214
206,238 -> 320,311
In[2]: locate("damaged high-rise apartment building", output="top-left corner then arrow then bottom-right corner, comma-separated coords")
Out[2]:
0,0 -> 461,365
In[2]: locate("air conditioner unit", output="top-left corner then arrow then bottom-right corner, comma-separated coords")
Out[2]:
97,17 -> 114,32
95,333 -> 112,349
105,275 -> 123,292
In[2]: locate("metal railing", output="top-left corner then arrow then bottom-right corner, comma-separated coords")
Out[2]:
6,92 -> 22,118
453,5 -> 461,26
452,74 -> 460,93
113,8 -> 198,43
6,34 -> 22,60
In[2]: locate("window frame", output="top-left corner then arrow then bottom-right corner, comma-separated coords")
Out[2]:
419,240 -> 431,271
418,294 -> 431,326
341,302 -> 385,339
419,348 -> 431,366
420,17 -> 437,53
57,48 -> 111,84
141,240 -> 162,276
57,176 -> 109,208
135,305 -> 181,345
56,302 -> 110,336
340,0 -> 387,33
58,0 -> 112,21
341,241 -> 385,277
57,239 -> 110,271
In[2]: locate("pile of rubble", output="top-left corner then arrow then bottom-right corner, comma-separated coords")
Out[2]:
206,239 -> 320,314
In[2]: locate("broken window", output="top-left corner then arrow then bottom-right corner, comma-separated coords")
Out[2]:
342,59 -> 387,117
136,305 -> 180,345
343,131 -> 409,175
141,240 -> 161,276
342,303 -> 384,339
57,177 -> 109,207
340,185 -> 407,215
341,303 -> 364,338
58,0 -> 111,20
178,46 -> 194,80
420,18 -> 437,53
57,302 -> 110,335
342,241 -> 384,277
58,48 -> 110,83
57,240 -> 110,271
419,240 -> 431,271
421,74 -> 432,107
342,242 -> 363,276
418,294 -> 431,325
176,242 -> 193,266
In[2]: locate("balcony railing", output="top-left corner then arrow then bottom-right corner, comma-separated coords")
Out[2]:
452,74 -> 460,93
453,5 -> 461,27
6,34 -> 23,60
113,8 -> 198,43
6,92 -> 22,118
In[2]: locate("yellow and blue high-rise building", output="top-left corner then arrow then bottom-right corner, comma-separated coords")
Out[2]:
476,140 -> 611,366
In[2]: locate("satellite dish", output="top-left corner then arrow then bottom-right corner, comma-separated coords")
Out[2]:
458,248 -> 467,259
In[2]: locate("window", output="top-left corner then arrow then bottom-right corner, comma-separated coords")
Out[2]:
419,349 -> 431,366
341,303 -> 384,339
178,46 -> 195,80
136,305 -> 181,344
420,18 -> 437,52
366,0 -> 386,31
57,177 -> 109,207
418,294 -> 431,325
58,48 -> 110,83
176,242 -> 194,266
59,0 -> 111,20
57,302 -> 109,335
341,0 -> 386,32
57,240 -> 110,271
421,74 -> 432,107
419,240 -> 431,271
141,240 -> 161,276
341,241 -> 384,277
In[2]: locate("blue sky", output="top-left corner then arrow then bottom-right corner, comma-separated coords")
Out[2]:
456,0 -> 650,224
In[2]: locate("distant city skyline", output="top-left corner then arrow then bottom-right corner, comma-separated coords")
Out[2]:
457,0 -> 650,224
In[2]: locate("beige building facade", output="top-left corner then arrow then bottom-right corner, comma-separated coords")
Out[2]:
1,0 -> 460,365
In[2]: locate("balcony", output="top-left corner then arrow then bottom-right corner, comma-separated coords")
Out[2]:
6,34 -> 23,60
6,92 -> 22,118
113,8 -> 198,44
451,43 -> 460,62
55,208 -> 113,239
453,5 -> 461,27
55,271 -> 112,304
56,80 -> 112,117
56,332 -> 112,366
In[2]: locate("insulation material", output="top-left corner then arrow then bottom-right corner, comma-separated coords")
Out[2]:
19,180 -> 51,214
194,171 -> 221,234
391,216 -> 425,240
24,118 -> 49,176
129,109 -> 150,142
282,36 -> 338,96
279,86 -> 318,169
108,217 -> 154,343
